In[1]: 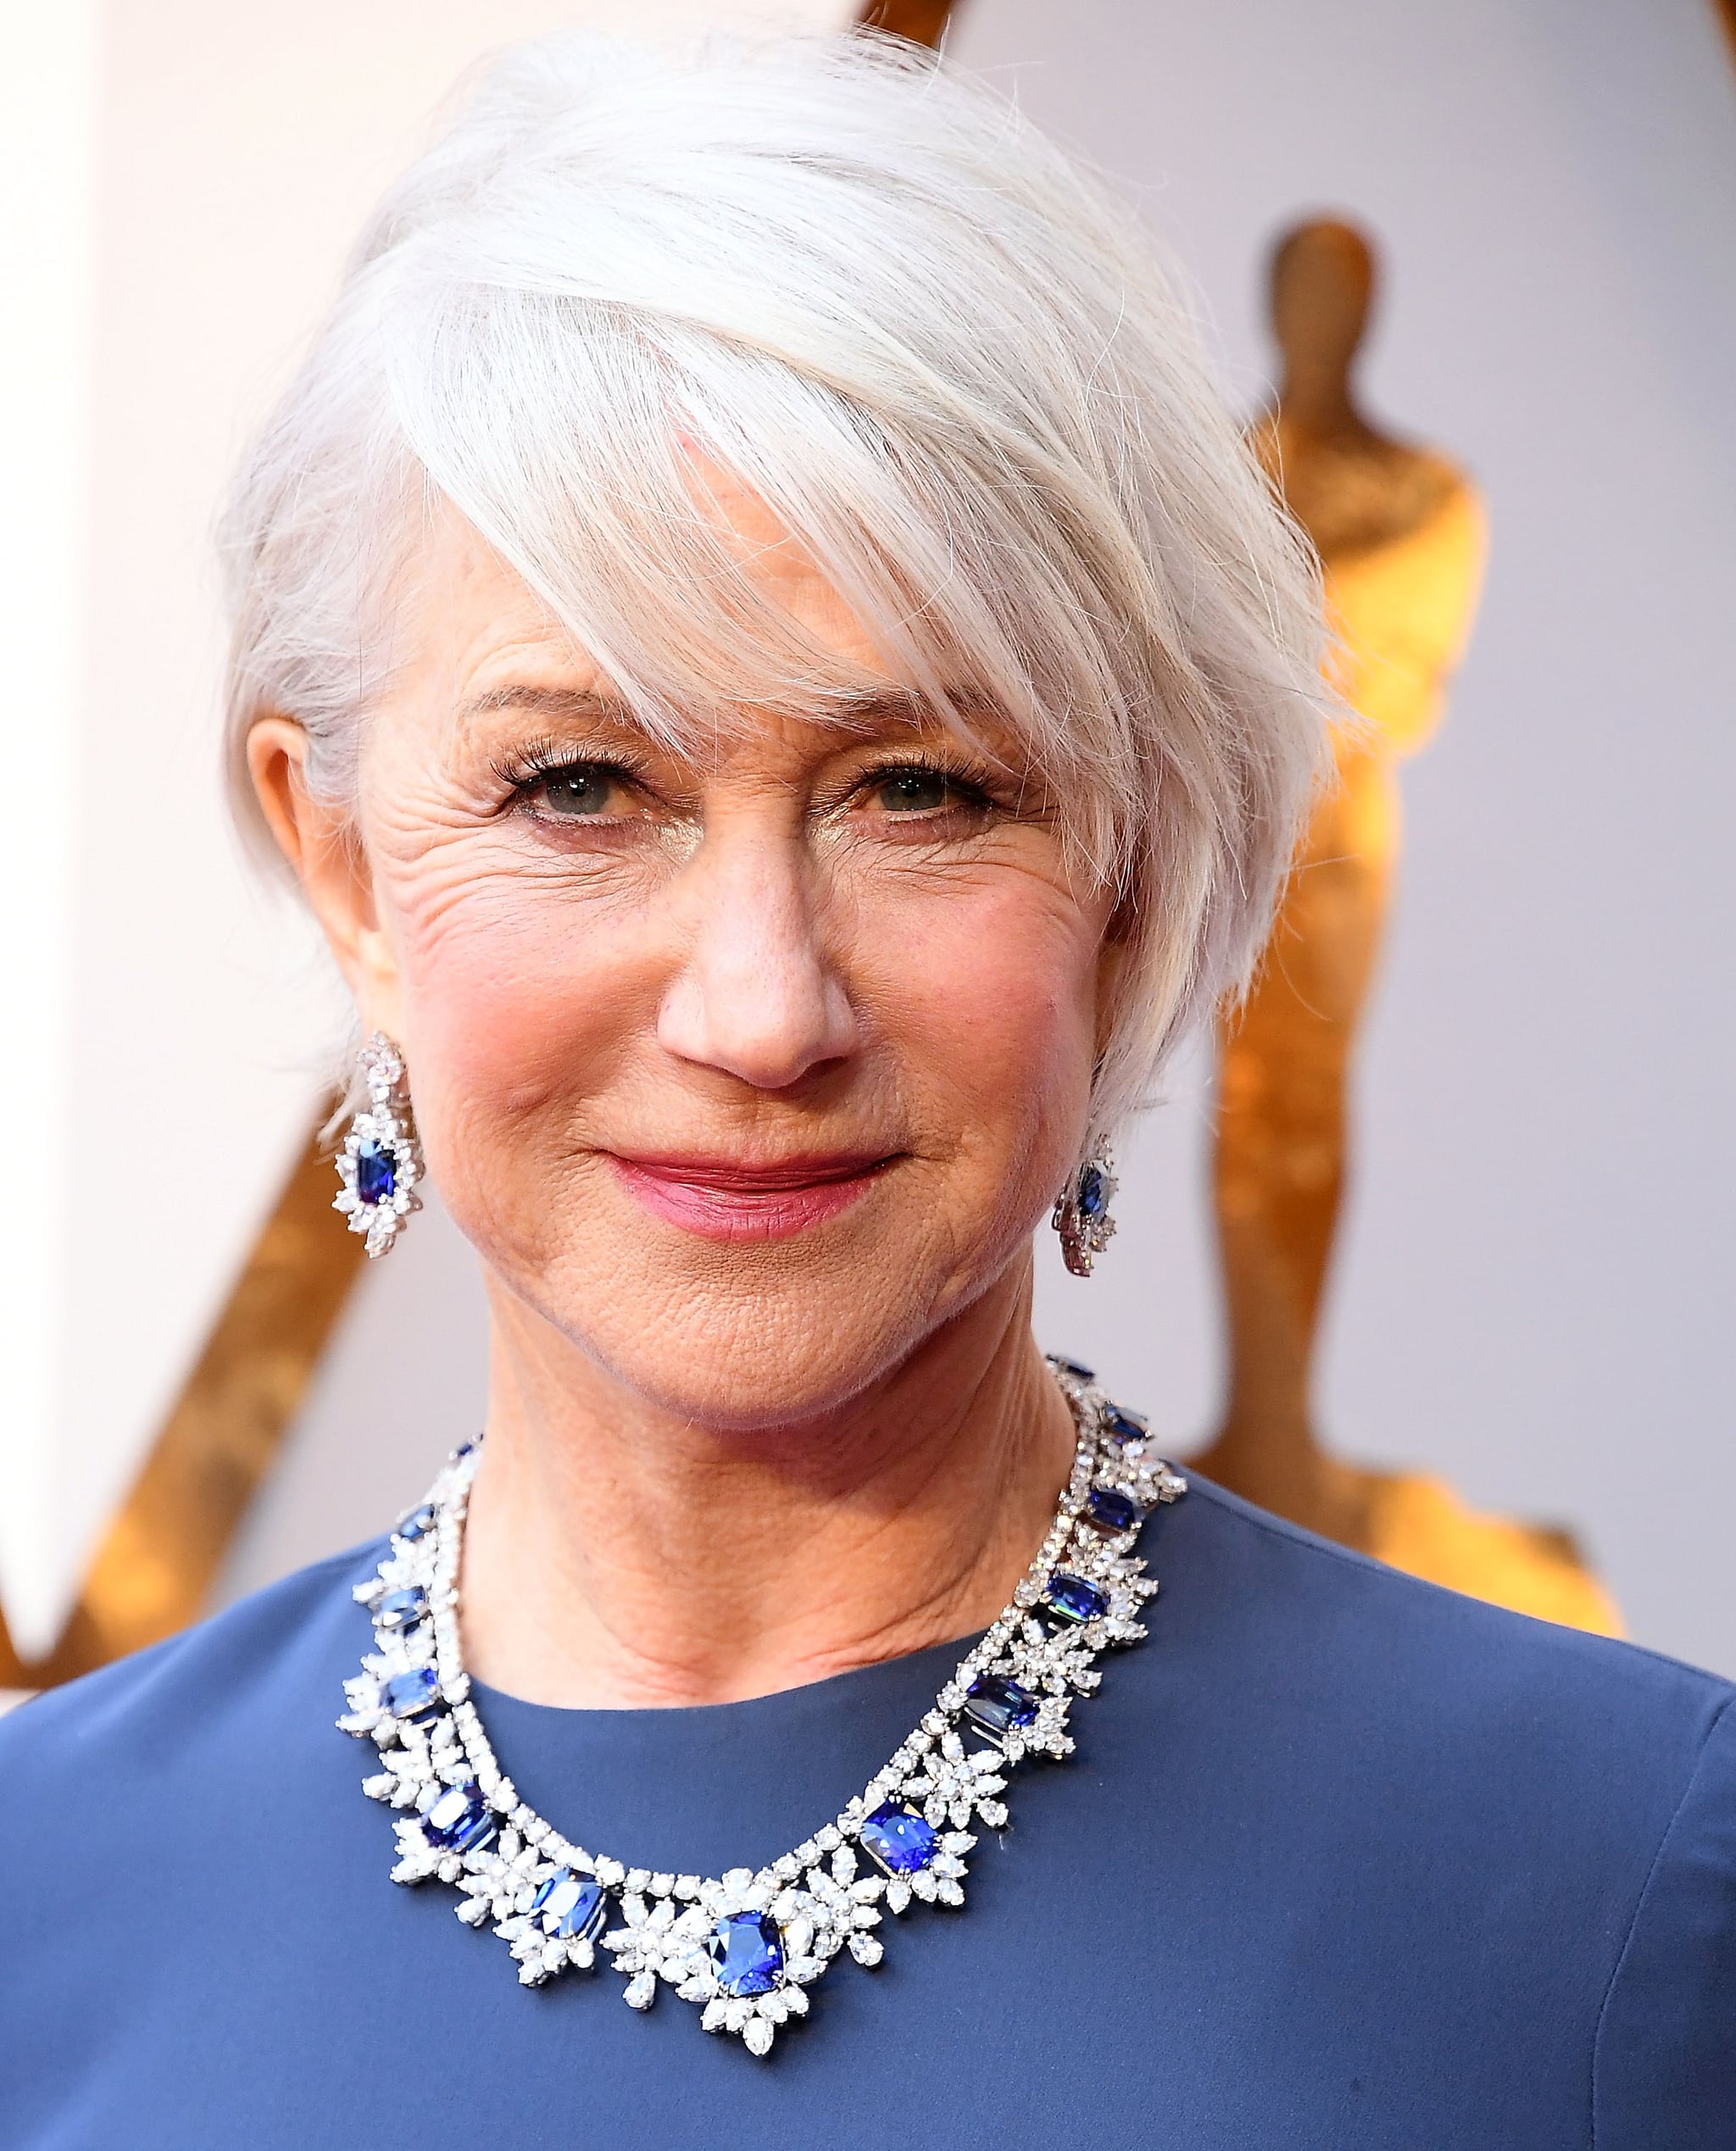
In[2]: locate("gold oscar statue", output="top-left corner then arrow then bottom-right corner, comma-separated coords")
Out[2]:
1188,218 -> 1622,1637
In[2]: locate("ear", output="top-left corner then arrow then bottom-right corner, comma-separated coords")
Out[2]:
247,715 -> 403,1030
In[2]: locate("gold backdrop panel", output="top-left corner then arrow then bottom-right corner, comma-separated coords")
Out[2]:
859,0 -> 957,47
1191,217 -> 1621,1637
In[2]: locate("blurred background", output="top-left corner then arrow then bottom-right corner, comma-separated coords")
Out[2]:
3,0 -> 1732,1694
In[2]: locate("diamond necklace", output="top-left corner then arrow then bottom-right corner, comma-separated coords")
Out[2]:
339,1358 -> 1183,2057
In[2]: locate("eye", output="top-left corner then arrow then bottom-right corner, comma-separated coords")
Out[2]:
864,765 -> 982,816
524,762 -> 628,818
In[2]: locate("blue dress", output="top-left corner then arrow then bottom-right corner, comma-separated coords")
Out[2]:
2,1475 -> 1731,2148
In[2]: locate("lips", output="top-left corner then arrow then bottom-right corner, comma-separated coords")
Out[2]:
606,1150 -> 898,1242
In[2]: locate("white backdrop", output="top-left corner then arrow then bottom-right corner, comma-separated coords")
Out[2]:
0,0 -> 849,1661
72,0 -> 1736,1677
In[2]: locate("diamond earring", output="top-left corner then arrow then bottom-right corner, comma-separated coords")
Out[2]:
1053,1142 -> 1117,1278
334,1032 -> 423,1258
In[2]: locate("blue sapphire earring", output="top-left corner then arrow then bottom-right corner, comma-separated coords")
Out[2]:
334,1032 -> 423,1258
1053,1143 -> 1117,1277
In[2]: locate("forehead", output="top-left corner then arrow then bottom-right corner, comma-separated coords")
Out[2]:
408,481 -> 893,703
382,494 -> 1023,782
391,491 -> 1023,775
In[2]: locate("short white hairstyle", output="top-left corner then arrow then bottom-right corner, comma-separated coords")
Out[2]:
221,29 -> 1328,1138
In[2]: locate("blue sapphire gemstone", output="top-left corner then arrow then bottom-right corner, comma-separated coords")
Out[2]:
1051,1357 -> 1095,1381
1036,1571 -> 1110,1629
859,1801 -> 939,1876
1103,1404 -> 1149,1446
705,1911 -> 784,1997
1081,1487 -> 1141,1537
1077,1165 -> 1106,1219
421,1781 -> 496,1855
961,1672 -> 1039,1740
376,1587 -> 428,1631
381,1665 -> 440,1718
531,1871 -> 607,1942
354,1137 -> 397,1206
396,1503 -> 437,1542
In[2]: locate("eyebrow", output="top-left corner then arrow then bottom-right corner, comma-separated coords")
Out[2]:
824,687 -> 946,733
456,682 -> 969,728
455,684 -> 626,725
453,681 -> 1010,759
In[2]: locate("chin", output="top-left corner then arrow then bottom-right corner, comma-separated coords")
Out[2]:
593,1322 -> 926,1434
500,1210 -> 1022,1434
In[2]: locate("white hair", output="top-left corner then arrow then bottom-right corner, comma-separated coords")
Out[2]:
220,28 -> 1328,1137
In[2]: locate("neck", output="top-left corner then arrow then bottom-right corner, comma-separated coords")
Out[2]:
458,1259 -> 1077,1709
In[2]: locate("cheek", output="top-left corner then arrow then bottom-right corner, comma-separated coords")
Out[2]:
859,872 -> 1103,1160
387,853 -> 653,1145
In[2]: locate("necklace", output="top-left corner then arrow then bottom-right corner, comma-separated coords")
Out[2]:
339,1358 -> 1183,2056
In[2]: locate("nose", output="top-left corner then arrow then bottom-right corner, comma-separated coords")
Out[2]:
657,826 -> 858,1091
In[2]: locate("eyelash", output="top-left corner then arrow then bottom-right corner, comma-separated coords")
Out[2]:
489,739 -> 1005,821
851,752 -> 1000,812
488,737 -> 647,801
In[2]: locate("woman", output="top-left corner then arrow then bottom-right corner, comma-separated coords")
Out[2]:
2,31 -> 1729,2148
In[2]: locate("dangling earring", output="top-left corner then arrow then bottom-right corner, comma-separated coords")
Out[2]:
1053,1141 -> 1117,1278
334,1031 -> 423,1258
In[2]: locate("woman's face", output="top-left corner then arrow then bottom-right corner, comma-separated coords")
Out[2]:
275,487 -> 1120,1428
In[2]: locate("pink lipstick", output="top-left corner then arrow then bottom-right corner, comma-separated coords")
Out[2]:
607,1151 -> 897,1242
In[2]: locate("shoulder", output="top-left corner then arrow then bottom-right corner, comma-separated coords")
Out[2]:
1150,1472 -> 1733,1763
1141,1476 -> 1736,2141
0,1538 -> 386,1804
0,1542 -> 403,2137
